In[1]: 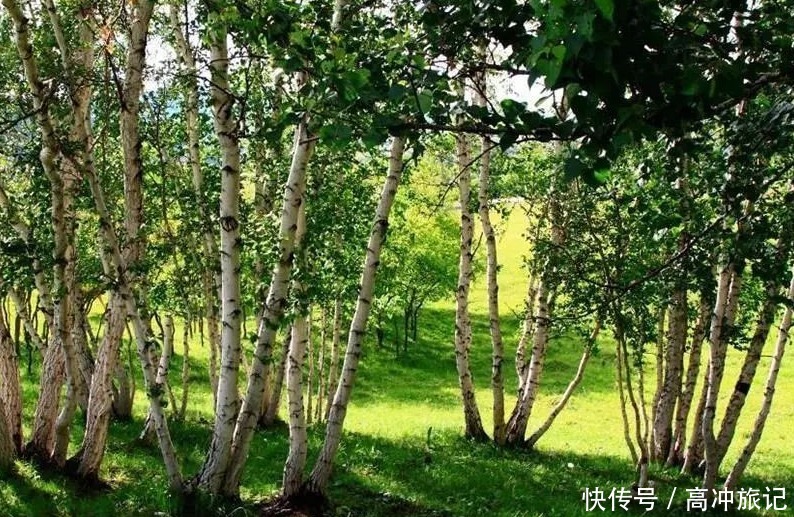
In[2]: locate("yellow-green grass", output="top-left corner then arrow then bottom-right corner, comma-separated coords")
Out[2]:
1,207 -> 793,516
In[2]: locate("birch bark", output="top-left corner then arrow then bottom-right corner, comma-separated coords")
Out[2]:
724,271 -> 794,490
195,7 -> 244,492
453,130 -> 488,441
305,137 -> 406,493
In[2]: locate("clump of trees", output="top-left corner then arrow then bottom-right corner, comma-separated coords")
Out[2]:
1,0 -> 793,512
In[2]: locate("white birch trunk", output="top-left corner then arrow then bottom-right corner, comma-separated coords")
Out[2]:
515,277 -> 538,393
75,293 -> 126,479
703,265 -> 742,491
714,280 -> 777,465
195,10 -> 244,492
526,321 -> 601,448
0,310 -> 22,456
219,115 -> 316,496
305,136 -> 406,494
169,3 -> 222,406
724,271 -> 794,490
325,299 -> 342,421
283,191 -> 310,497
453,131 -> 488,441
667,295 -> 710,467
505,195 -> 564,445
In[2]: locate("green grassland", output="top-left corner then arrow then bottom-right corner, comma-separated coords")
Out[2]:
1,209 -> 793,516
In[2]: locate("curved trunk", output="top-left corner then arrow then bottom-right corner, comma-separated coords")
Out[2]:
324,299 -> 342,421
218,115 -> 315,496
616,334 -> 638,465
526,321 -> 600,448
505,195 -> 564,446
515,277 -> 537,393
505,282 -> 551,445
714,280 -> 778,465
140,316 -> 176,441
724,272 -> 794,490
305,136 -> 406,494
26,339 -> 64,459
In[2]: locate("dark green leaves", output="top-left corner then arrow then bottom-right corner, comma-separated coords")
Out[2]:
594,0 -> 614,21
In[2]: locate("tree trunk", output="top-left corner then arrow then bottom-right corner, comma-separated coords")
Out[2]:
703,264 -> 742,491
140,316 -> 176,441
325,299 -> 342,421
6,287 -> 46,355
616,333 -> 638,465
453,130 -> 488,442
515,277 -> 538,393
667,294 -> 710,467
315,307 -> 328,423
526,321 -> 600,449
26,333 -> 64,460
179,319 -> 191,420
262,332 -> 291,427
714,279 -> 778,466
682,366 -> 710,475
724,271 -> 794,490
0,309 -> 22,456
73,292 -> 127,480
283,199 -> 311,497
505,195 -> 564,446
218,106 -> 316,497
306,309 -> 315,426
169,2 -> 221,408
305,136 -> 406,494
475,70 -> 504,444
112,358 -> 134,420
195,7 -> 244,492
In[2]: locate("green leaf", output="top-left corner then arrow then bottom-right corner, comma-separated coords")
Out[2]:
319,123 -> 352,146
499,131 -> 519,151
594,0 -> 614,21
417,91 -> 433,114
500,99 -> 527,121
388,84 -> 408,100
363,127 -> 387,148
564,157 -> 586,180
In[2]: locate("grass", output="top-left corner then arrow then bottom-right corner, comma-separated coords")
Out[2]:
1,208 -> 793,516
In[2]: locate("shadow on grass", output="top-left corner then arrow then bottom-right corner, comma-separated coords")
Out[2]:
2,417 -> 790,517
324,429 -> 790,517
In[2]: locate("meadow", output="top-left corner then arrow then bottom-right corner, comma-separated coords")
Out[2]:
1,210 -> 792,517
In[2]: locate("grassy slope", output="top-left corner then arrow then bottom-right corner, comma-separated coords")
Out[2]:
1,208 -> 793,516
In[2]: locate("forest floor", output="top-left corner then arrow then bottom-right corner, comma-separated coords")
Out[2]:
1,210 -> 793,516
